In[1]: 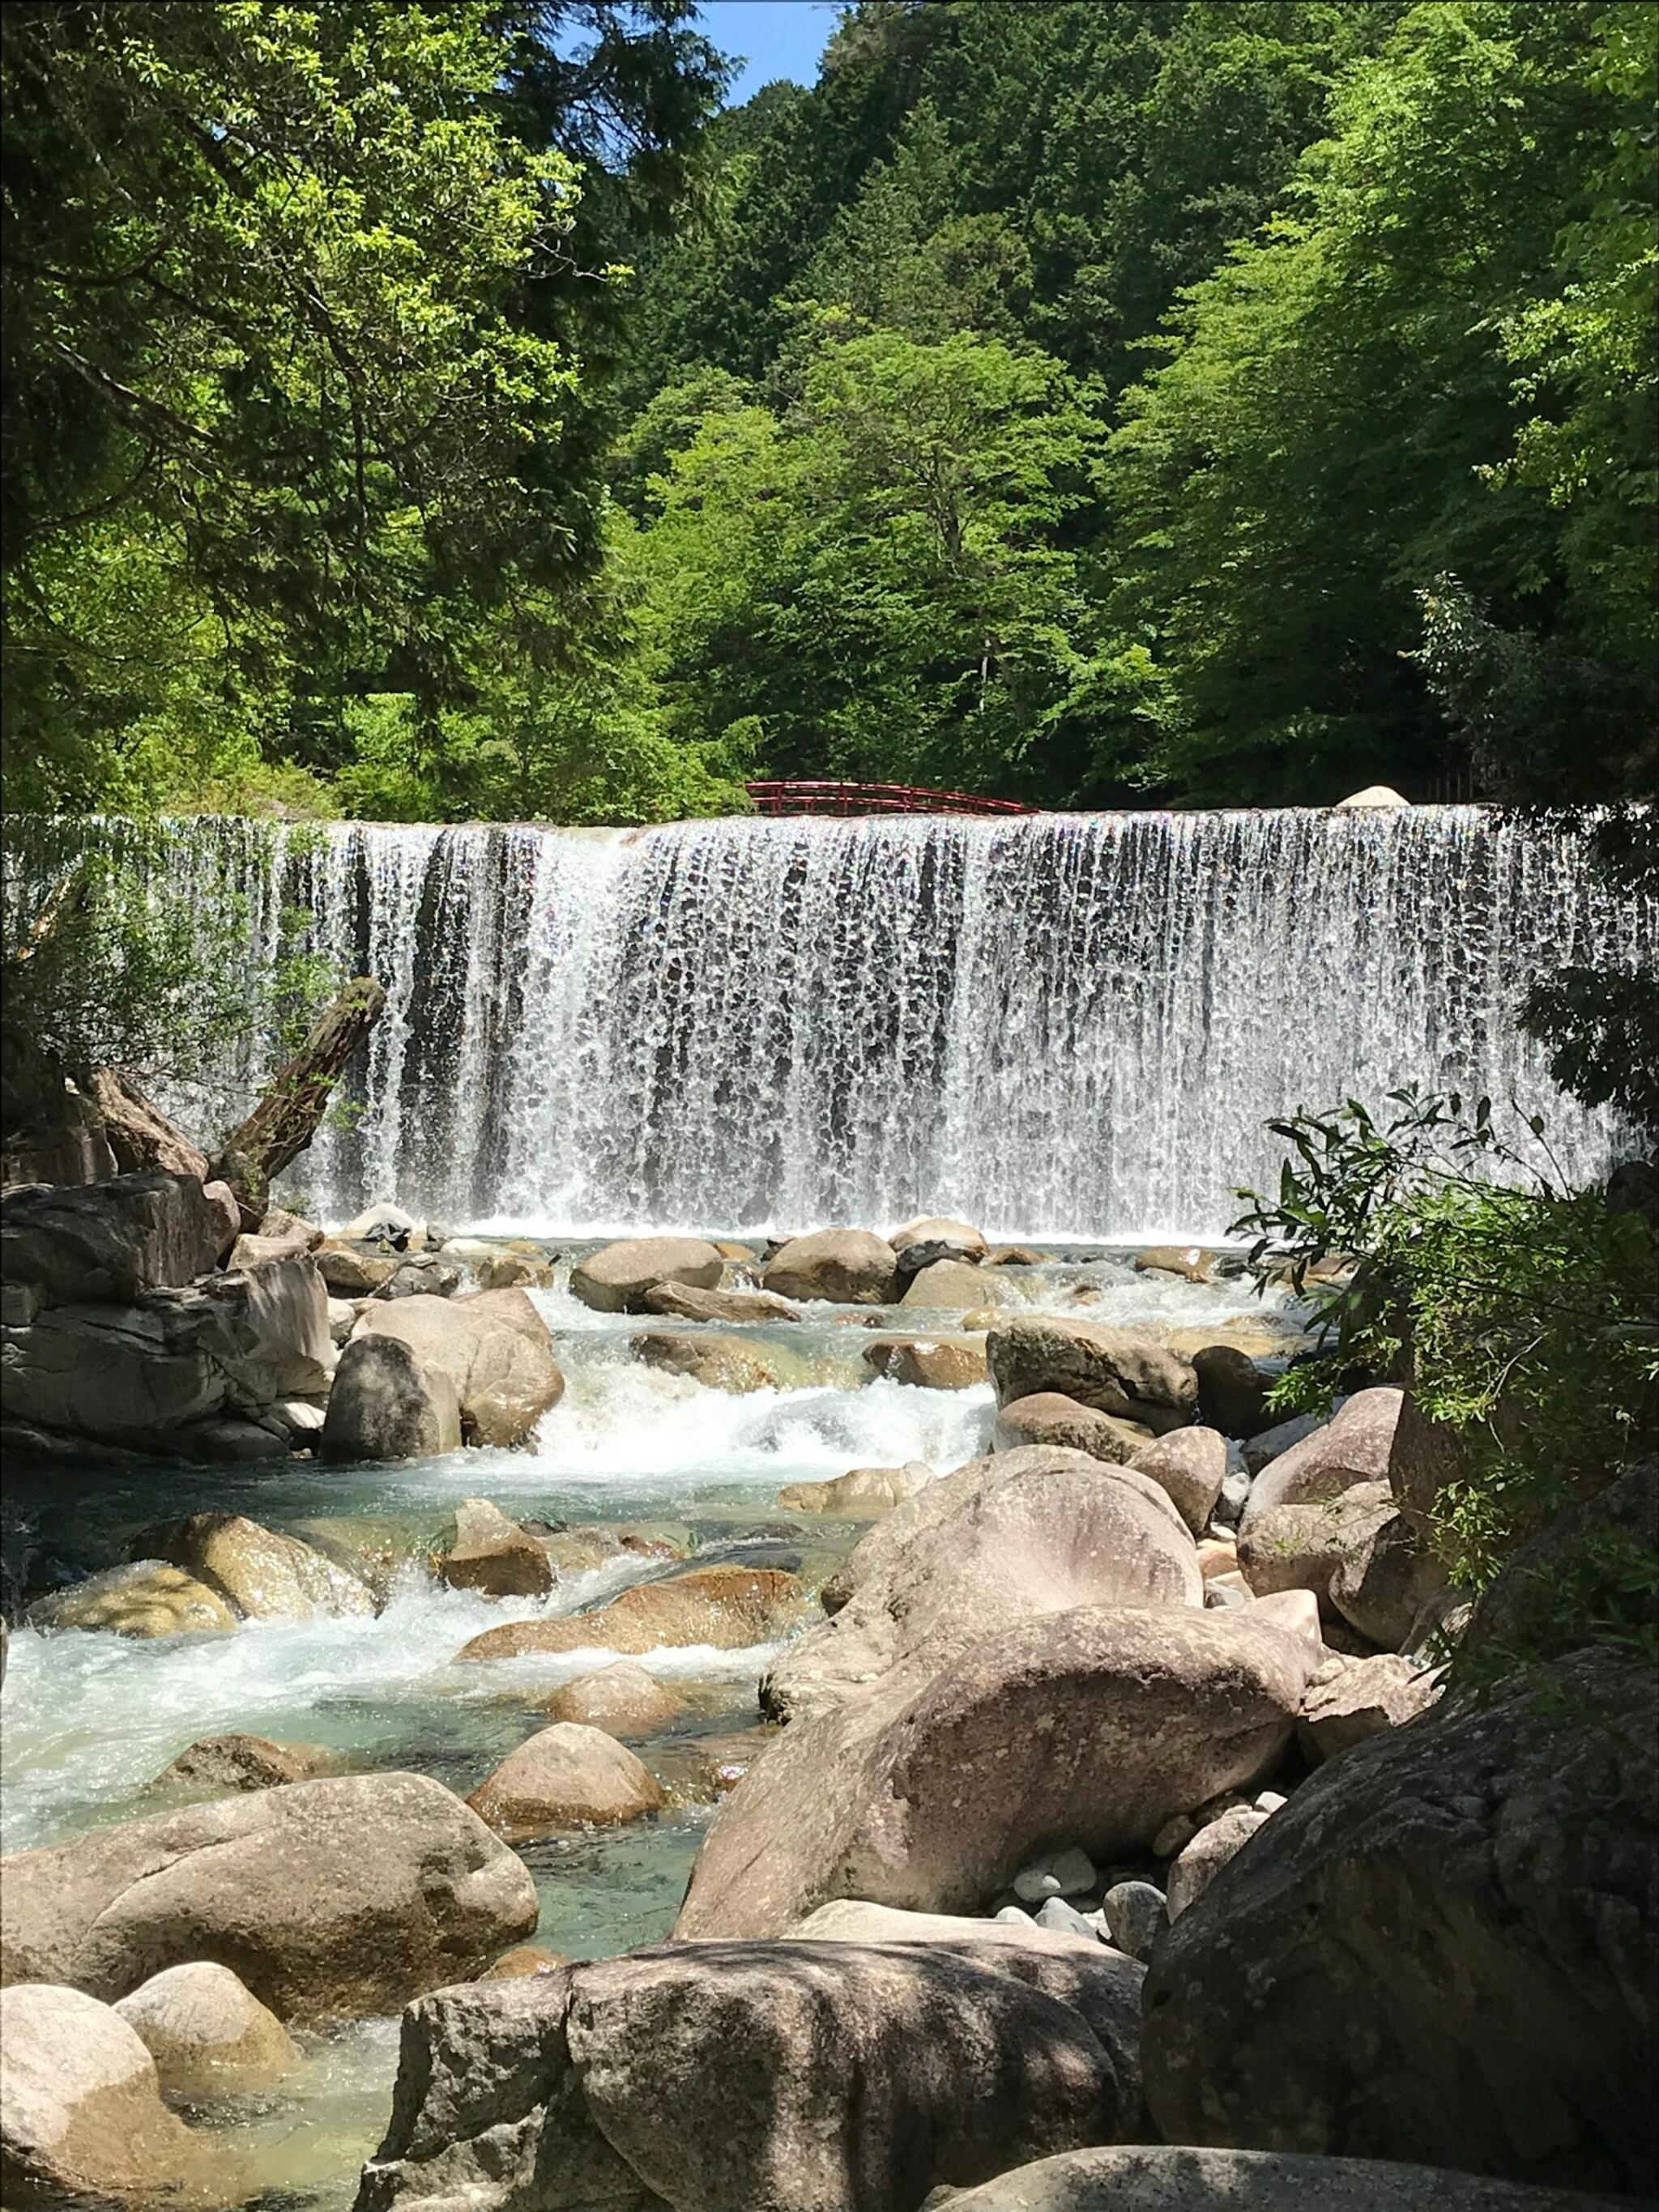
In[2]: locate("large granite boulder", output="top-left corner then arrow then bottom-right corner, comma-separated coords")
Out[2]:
761,1229 -> 898,1304
28,1559 -> 237,1638
322,1332 -> 463,1462
569,1235 -> 723,1314
1328,1502 -> 1448,1649
992,1392 -> 1153,1462
0,1980 -> 241,2207
353,1289 -> 563,1446
902,1256 -> 1004,1309
0,1172 -> 229,1302
151,1733 -> 343,1794
1239,1387 -> 1403,1528
467,1722 -> 665,1839
987,1317 -> 1196,1435
354,1935 -> 1144,2212
932,2146 -> 1632,2210
156,1511 -> 375,1621
760,1447 -> 1201,1724
114,1961 -> 297,2099
1191,1341 -> 1275,1437
1462,1457 -> 1657,1668
1141,1648 -> 1659,2193
679,1606 -> 1319,1937
455,1564 -> 806,1662
0,1772 -> 539,2022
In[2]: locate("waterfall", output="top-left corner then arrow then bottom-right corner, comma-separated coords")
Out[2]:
15,809 -> 1652,1238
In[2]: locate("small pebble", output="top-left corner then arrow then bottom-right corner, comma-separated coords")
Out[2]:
1034,1896 -> 1099,1941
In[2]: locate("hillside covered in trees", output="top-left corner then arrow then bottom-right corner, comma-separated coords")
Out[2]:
5,0 -> 1655,822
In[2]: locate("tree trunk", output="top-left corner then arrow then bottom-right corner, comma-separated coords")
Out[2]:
212,977 -> 386,1224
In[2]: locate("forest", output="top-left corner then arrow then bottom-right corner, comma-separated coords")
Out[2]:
3,0 -> 1656,824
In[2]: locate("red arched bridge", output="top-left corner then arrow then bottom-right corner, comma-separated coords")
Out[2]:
745,779 -> 1034,818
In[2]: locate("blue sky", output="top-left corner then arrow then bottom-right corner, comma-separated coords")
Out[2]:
698,2 -> 838,104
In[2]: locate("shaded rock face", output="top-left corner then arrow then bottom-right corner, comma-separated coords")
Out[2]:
987,1318 -> 1196,1435
322,1332 -> 463,1462
0,1980 -> 240,2209
778,1462 -> 936,1518
679,1606 -> 1318,1938
354,1289 -> 563,1447
455,1565 -> 806,1662
761,1447 -> 1201,1725
1165,1805 -> 1269,1920
993,1392 -> 1153,1463
1240,1387 -> 1402,1528
440,1498 -> 554,1599
0,1771 -> 539,2022
1192,1342 -> 1273,1437
467,1722 -> 665,1839
761,1229 -> 898,1305
1463,1457 -> 1658,1668
1328,1503 -> 1448,1649
28,1559 -> 237,1638
0,1172 -> 229,1302
114,1962 -> 297,2099
569,1235 -> 723,1315
933,2146 -> 1635,2211
157,1512 -> 374,1622
355,1936 -> 1145,2212
1141,1649 -> 1659,2194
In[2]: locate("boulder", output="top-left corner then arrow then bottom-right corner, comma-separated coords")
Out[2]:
1241,1409 -> 1326,1474
1463,1457 -> 1657,1667
1192,1343 -> 1274,1437
631,1328 -> 776,1393
1164,1804 -> 1269,1918
158,1512 -> 375,1621
322,1332 -> 462,1462
467,1722 -> 665,1839
355,1935 -> 1144,2212
341,1203 -> 421,1246
86,1068 -> 212,1183
1297,1654 -> 1443,1762
313,1239 -> 401,1294
992,1392 -> 1153,1462
0,1171 -> 229,1302
931,2146 -> 1632,2210
761,1228 -> 898,1305
901,1257 -> 1004,1309
352,1289 -> 563,1446
151,1733 -> 342,1794
1141,1647 -> 1659,2192
455,1565 -> 806,1662
1236,1482 -> 1395,1616
1240,1387 -> 1402,1528
544,1660 -> 686,1737
228,1205 -> 322,1269
1336,783 -> 1410,807
778,1462 -> 936,1517
29,1560 -> 236,1638
369,1254 -> 463,1302
1133,1245 -> 1216,1283
1128,1428 -> 1226,1534
0,1771 -> 539,2022
864,1334 -> 989,1388
760,1447 -> 1201,1726
440,1498 -> 555,1599
569,1235 -> 723,1315
1328,1504 -> 1449,1649
473,1250 -> 553,1290
678,1605 -> 1319,1937
0,1980 -> 239,2206
114,1961 -> 297,2098
642,1280 -> 803,1324
988,1317 -> 1196,1434
478,1944 -> 570,1980
890,1215 -> 989,1276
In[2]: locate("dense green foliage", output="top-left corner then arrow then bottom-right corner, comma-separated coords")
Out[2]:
2,0 -> 1654,817
1235,1091 -> 1658,1667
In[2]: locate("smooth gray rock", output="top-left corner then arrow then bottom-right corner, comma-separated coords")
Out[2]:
761,1228 -> 899,1305
1164,1805 -> 1269,1919
1100,1882 -> 1166,1963
1035,1898 -> 1099,1941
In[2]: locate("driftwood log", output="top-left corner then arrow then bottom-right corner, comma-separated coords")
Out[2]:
211,976 -> 386,1225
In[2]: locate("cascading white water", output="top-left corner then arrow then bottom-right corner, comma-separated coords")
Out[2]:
28,808 -> 1653,1236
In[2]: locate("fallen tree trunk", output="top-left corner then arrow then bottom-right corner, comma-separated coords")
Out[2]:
211,977 -> 386,1225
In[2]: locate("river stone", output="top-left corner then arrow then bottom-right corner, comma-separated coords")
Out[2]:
889,1216 -> 988,1276
630,1328 -> 776,1392
1164,1805 -> 1269,1919
987,1317 -> 1197,1434
353,1289 -> 562,1446
0,1771 -> 539,2021
229,1205 -> 322,1269
1462,1456 -> 1657,1666
151,1733 -> 343,1793
440,1497 -> 554,1598
1100,1881 -> 1166,1963
477,1943 -> 571,1980
0,1171 -> 231,1302
678,1605 -> 1319,1938
473,1250 -> 554,1289
1297,1654 -> 1443,1762
158,1511 -> 376,1621
467,1722 -> 665,1840
1235,1481 -> 1395,1615
864,1335 -> 989,1388
114,1961 -> 298,2099
355,1935 -> 1144,2212
369,1254 -> 464,1302
313,1239 -> 401,1294
28,1559 -> 237,1638
322,1332 -> 463,1462
1239,1387 -> 1402,1528
545,1660 -> 686,1736
1192,1343 -> 1274,1437
1141,1647 -> 1659,2191
454,1564 -> 806,1662
569,1235 -> 723,1314
901,1256 -> 1003,1309
992,1392 -> 1154,1461
761,1228 -> 899,1304
932,2146 -> 1633,2210
0,1980 -> 241,2207
1128,1427 -> 1226,1533
777,1462 -> 936,1516
1133,1245 -> 1217,1283
1329,1503 -> 1448,1648
760,1447 -> 1201,1726
642,1279 -> 804,1323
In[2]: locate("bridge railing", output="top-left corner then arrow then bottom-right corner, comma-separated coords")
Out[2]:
744,779 -> 1034,818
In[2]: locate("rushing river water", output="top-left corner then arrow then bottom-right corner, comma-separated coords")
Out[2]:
0,1244 -> 1294,2206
